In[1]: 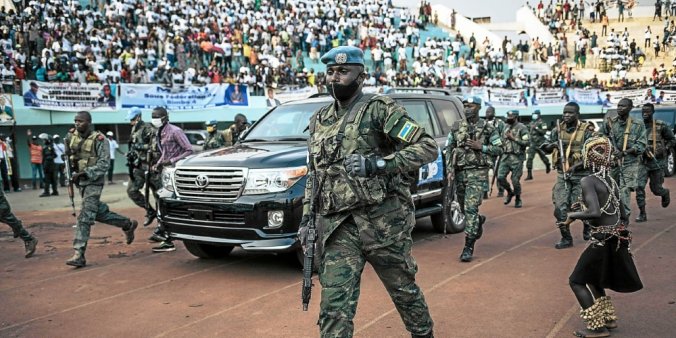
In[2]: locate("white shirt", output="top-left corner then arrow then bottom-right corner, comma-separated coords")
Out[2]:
108,138 -> 119,160
54,143 -> 65,164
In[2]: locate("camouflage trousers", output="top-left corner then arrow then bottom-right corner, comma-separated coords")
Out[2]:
552,173 -> 584,222
127,167 -> 162,212
611,161 -> 639,219
636,159 -> 668,209
74,185 -> 132,254
0,192 -> 33,241
456,168 -> 488,238
318,218 -> 433,337
497,154 -> 524,195
525,145 -> 550,170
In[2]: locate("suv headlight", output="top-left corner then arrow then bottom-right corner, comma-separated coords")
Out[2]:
161,167 -> 176,192
242,166 -> 307,195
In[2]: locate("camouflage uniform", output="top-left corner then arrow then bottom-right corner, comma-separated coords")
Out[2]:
485,118 -> 506,195
203,130 -> 227,150
549,121 -> 593,248
635,118 -> 675,218
0,190 -> 37,255
526,118 -> 551,174
222,124 -> 241,147
497,121 -> 529,204
66,129 -> 135,257
445,119 -> 503,243
602,116 -> 647,219
305,94 -> 437,337
127,121 -> 162,215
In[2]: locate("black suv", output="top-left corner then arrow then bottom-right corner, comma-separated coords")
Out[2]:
156,92 -> 465,261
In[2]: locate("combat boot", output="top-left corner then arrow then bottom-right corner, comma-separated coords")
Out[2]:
144,209 -> 157,227
504,189 -> 514,205
525,169 -> 533,181
24,237 -> 38,258
545,161 -> 551,174
482,191 -> 489,199
662,189 -> 670,208
635,207 -> 647,223
124,220 -> 138,245
66,251 -> 86,268
460,236 -> 476,262
412,331 -> 434,338
514,195 -> 522,208
476,215 -> 486,239
583,222 -> 591,241
555,225 -> 573,249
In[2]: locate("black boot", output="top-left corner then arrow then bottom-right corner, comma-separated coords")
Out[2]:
460,236 -> 477,262
483,191 -> 489,199
504,189 -> 514,205
412,331 -> 434,338
144,209 -> 157,227
662,189 -> 670,208
24,237 -> 38,258
583,222 -> 591,241
545,161 -> 551,174
555,224 -> 573,249
124,220 -> 138,245
525,169 -> 533,181
39,191 -> 50,197
514,195 -> 522,208
635,207 -> 647,223
476,215 -> 486,239
66,251 -> 86,268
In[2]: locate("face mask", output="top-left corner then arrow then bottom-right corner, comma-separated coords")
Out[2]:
328,79 -> 360,101
464,108 -> 477,120
532,114 -> 539,120
506,118 -> 516,125
207,126 -> 215,133
151,118 -> 163,128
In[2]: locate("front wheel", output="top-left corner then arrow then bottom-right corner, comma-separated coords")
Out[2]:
183,240 -> 234,259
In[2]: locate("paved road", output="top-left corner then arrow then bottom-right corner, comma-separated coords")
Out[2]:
0,172 -> 674,337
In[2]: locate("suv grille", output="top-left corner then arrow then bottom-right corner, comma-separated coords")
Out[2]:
174,167 -> 246,201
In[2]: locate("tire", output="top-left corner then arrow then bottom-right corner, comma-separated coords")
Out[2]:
665,148 -> 675,177
430,212 -> 445,233
183,240 -> 234,259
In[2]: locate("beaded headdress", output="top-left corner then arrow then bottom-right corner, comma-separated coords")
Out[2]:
583,136 -> 614,176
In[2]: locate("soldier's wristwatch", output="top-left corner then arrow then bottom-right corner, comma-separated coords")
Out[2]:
376,158 -> 386,171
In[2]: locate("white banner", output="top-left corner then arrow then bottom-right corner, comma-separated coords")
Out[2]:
571,88 -> 602,105
485,88 -> 528,107
656,89 -> 676,102
0,94 -> 15,126
120,83 -> 248,110
531,88 -> 569,106
602,88 -> 651,106
21,81 -> 116,111
275,86 -> 319,103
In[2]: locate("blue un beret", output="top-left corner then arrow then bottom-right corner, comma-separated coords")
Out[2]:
320,46 -> 365,67
206,120 -> 218,126
126,107 -> 142,120
464,96 -> 482,105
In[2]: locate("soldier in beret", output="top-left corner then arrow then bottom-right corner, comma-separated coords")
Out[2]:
298,46 -> 435,337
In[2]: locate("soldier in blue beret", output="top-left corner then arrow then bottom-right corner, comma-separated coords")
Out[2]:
299,45 -> 436,337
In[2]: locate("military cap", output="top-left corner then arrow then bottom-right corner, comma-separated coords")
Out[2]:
533,109 -> 541,114
507,110 -> 520,116
126,107 -> 142,120
206,119 -> 218,126
320,46 -> 364,67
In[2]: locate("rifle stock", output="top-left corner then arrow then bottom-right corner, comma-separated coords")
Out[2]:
144,151 -> 151,211
556,119 -> 567,173
489,155 -> 500,196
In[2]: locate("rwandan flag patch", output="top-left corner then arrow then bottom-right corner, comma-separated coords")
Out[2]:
397,121 -> 419,142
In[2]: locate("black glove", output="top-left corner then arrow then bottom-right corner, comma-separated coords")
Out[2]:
623,148 -> 638,156
344,154 -> 382,177
297,214 -> 311,252
72,172 -> 88,183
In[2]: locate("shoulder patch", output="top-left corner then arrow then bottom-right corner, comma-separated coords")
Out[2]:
396,120 -> 420,142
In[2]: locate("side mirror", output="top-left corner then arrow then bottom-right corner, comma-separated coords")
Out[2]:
196,140 -> 205,146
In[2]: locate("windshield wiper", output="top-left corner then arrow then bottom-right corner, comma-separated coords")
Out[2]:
275,137 -> 308,141
240,138 -> 270,143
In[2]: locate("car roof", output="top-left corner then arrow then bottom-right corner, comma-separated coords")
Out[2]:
287,92 -> 461,106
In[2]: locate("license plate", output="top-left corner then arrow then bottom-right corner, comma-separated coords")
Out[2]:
189,209 -> 214,221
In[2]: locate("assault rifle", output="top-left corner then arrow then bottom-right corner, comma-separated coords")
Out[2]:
144,151 -> 151,212
489,155 -> 501,196
64,156 -> 76,217
302,171 -> 324,311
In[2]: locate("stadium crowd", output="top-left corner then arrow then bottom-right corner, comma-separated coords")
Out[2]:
1,0 -> 676,95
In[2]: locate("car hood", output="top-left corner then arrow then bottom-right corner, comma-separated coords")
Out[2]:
178,142 -> 308,168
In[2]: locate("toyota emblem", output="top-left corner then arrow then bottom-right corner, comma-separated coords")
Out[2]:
195,174 -> 209,188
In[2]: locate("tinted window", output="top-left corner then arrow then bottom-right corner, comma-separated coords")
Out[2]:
400,100 -> 435,137
431,99 -> 461,132
654,110 -> 675,127
244,102 -> 326,140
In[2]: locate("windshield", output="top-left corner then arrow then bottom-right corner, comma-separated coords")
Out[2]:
242,102 -> 327,141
